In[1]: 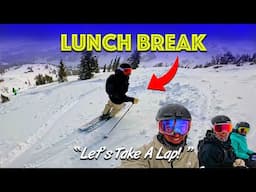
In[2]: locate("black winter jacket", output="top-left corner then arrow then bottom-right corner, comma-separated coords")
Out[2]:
198,130 -> 236,168
105,70 -> 134,104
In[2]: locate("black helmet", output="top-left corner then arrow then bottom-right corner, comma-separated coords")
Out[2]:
211,115 -> 231,125
156,103 -> 191,121
116,63 -> 132,76
119,63 -> 131,69
235,121 -> 250,129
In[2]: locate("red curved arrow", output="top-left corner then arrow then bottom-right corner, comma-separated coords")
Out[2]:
147,56 -> 179,91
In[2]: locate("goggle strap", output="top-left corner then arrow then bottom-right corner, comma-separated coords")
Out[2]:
118,67 -> 131,71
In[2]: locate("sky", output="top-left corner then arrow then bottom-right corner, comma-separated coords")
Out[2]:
0,63 -> 256,168
0,24 -> 255,66
1,24 -> 256,41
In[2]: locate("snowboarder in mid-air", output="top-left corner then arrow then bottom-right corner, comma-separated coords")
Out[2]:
100,63 -> 139,120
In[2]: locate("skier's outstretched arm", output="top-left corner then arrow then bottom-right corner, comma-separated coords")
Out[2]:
123,95 -> 139,104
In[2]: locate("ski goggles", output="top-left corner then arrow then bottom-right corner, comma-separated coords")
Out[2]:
213,123 -> 232,133
237,127 -> 250,135
119,67 -> 132,76
159,119 -> 191,136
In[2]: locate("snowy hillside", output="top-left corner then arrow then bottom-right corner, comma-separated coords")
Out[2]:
0,64 -> 58,97
0,64 -> 256,168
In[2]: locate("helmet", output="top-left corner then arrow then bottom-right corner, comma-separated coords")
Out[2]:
118,63 -> 132,76
235,121 -> 250,135
156,103 -> 191,121
120,63 -> 131,69
156,104 -> 191,145
235,121 -> 250,129
211,115 -> 231,125
211,115 -> 232,141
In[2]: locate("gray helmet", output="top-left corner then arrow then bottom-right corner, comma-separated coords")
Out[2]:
156,104 -> 191,121
211,115 -> 231,125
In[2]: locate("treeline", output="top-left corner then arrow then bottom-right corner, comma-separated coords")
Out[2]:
35,74 -> 53,85
34,59 -> 68,85
78,50 -> 140,80
192,52 -> 256,69
1,50 -> 141,87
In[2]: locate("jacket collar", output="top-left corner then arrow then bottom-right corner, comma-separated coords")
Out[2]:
154,134 -> 186,156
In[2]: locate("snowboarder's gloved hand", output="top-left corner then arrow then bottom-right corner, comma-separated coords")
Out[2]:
233,159 -> 246,167
133,98 -> 139,104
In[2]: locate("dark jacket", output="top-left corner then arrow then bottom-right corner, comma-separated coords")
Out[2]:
198,130 -> 236,168
106,69 -> 134,104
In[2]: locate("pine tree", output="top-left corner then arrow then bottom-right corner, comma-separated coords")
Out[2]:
0,66 -> 5,75
115,56 -> 119,68
103,64 -> 106,72
79,51 -> 94,80
93,56 -> 100,73
112,56 -> 120,71
111,58 -> 115,71
108,59 -> 113,72
252,52 -> 256,63
107,63 -> 112,72
223,51 -> 235,64
58,59 -> 68,82
44,74 -> 53,83
35,74 -> 46,85
116,56 -> 120,67
128,50 -> 140,69
239,54 -> 250,63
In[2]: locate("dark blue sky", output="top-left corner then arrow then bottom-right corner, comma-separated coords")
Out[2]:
0,24 -> 255,65
0,24 -> 255,41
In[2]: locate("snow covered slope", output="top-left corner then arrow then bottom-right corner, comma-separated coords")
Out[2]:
0,64 -> 58,97
0,64 -> 256,167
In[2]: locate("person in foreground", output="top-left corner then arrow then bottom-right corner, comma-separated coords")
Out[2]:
198,115 -> 246,168
119,103 -> 199,168
230,121 -> 256,168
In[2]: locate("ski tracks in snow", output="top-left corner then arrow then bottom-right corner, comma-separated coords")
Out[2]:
3,69 -> 230,167
158,81 -> 210,147
12,105 -> 132,168
1,86 -> 101,167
